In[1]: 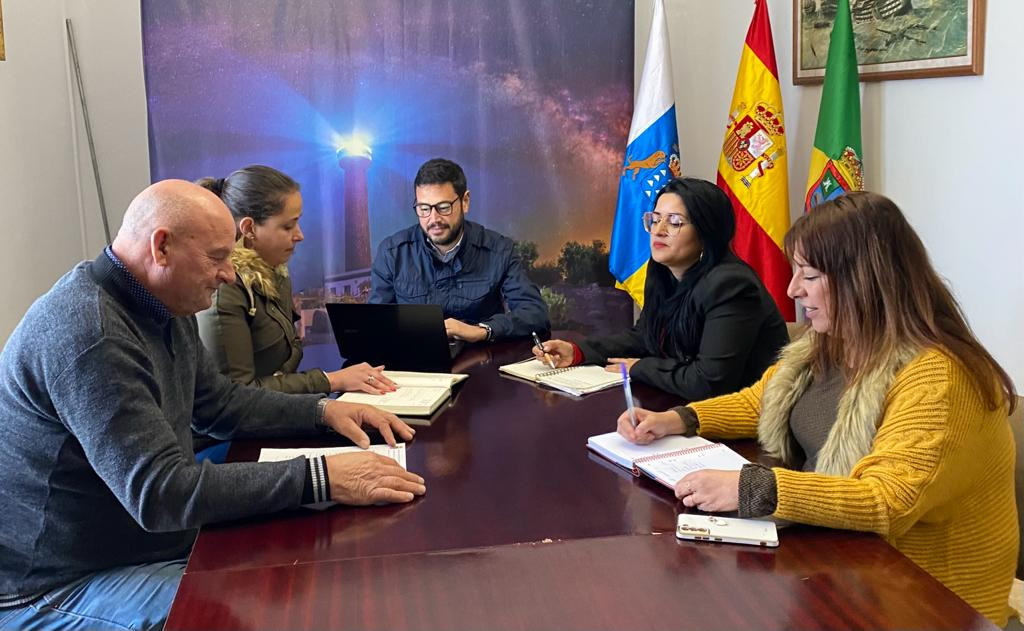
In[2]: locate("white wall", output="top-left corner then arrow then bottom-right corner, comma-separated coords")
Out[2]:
637,0 -> 1024,389
0,0 -> 149,344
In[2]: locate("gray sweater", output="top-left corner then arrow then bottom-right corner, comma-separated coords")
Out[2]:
0,252 -> 323,599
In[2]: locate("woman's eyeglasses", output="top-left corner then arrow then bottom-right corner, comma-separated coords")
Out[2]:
642,211 -> 691,235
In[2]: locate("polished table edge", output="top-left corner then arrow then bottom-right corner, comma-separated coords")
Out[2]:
180,530 -> 676,575
167,530 -> 995,631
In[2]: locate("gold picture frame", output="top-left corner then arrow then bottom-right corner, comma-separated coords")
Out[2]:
1,0 -> 6,61
793,0 -> 986,84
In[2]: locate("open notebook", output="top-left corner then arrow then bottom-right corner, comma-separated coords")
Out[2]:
339,371 -> 468,416
498,358 -> 622,396
587,431 -> 748,490
258,443 -> 407,468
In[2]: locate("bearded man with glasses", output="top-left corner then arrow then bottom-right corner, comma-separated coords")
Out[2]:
369,158 -> 549,343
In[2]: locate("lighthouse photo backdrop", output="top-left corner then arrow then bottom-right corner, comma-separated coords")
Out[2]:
143,0 -> 635,351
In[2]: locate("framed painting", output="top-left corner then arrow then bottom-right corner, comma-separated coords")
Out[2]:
793,0 -> 985,84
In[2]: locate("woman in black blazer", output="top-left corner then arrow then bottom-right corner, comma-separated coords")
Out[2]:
535,177 -> 788,401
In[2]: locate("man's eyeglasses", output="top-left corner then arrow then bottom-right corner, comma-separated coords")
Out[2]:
642,211 -> 691,235
413,196 -> 463,218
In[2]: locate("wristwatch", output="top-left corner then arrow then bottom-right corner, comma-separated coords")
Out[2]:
477,322 -> 493,342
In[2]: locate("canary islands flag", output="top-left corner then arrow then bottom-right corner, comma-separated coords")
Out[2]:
805,0 -> 863,211
716,0 -> 793,321
609,0 -> 680,307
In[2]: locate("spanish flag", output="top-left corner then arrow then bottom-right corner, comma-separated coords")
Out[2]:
609,0 -> 679,307
716,0 -> 793,320
805,0 -> 863,210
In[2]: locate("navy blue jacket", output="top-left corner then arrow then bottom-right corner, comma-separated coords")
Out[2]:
369,221 -> 549,341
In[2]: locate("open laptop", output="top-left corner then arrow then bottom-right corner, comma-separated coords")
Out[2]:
326,303 -> 459,373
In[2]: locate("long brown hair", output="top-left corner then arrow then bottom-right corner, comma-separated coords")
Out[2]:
784,192 -> 1015,412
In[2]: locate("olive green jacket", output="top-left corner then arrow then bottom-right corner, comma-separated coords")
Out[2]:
197,242 -> 330,394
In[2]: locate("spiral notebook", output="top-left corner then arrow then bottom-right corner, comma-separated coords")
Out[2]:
498,358 -> 622,396
587,431 -> 748,490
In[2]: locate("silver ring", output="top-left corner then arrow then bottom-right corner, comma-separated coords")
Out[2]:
367,375 -> 376,383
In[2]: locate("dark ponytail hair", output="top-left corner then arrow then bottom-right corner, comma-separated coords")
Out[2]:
642,177 -> 737,358
196,165 -> 299,227
195,176 -> 228,197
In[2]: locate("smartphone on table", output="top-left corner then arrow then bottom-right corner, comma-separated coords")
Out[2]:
676,514 -> 779,547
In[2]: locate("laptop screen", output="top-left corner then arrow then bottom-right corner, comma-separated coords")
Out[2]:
325,303 -> 454,373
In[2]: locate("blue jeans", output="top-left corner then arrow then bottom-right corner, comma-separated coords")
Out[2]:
0,558 -> 186,630
194,440 -> 231,464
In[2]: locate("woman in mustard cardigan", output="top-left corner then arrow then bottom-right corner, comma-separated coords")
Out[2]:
617,192 -> 1018,625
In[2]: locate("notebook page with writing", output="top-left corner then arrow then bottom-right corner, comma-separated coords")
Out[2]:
340,387 -> 449,415
636,443 -> 748,489
499,359 -> 628,395
497,358 -> 555,381
383,371 -> 469,388
539,365 -> 623,396
586,431 -> 710,471
258,443 -> 407,469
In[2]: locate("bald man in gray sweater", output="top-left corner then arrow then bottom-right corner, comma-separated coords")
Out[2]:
0,181 -> 425,630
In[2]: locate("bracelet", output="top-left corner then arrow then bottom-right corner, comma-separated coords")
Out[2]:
315,397 -> 330,428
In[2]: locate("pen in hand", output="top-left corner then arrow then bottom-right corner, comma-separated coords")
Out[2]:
620,363 -> 638,429
531,331 -> 556,369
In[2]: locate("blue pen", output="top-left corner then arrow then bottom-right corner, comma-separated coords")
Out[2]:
620,363 -> 638,428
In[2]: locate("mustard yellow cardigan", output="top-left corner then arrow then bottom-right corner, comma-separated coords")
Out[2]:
690,350 -> 1017,625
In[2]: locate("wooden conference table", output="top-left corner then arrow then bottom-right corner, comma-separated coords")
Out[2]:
166,335 -> 994,630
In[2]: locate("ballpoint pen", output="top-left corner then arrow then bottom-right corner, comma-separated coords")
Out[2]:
531,331 -> 556,369
620,363 -> 638,428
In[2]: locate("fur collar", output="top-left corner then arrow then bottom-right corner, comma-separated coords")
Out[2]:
757,331 -> 921,477
230,239 -> 288,303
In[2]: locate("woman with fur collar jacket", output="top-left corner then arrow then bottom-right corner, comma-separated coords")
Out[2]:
615,192 -> 1018,625
196,166 -> 396,395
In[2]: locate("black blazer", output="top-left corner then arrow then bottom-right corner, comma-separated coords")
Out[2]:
578,255 -> 788,402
